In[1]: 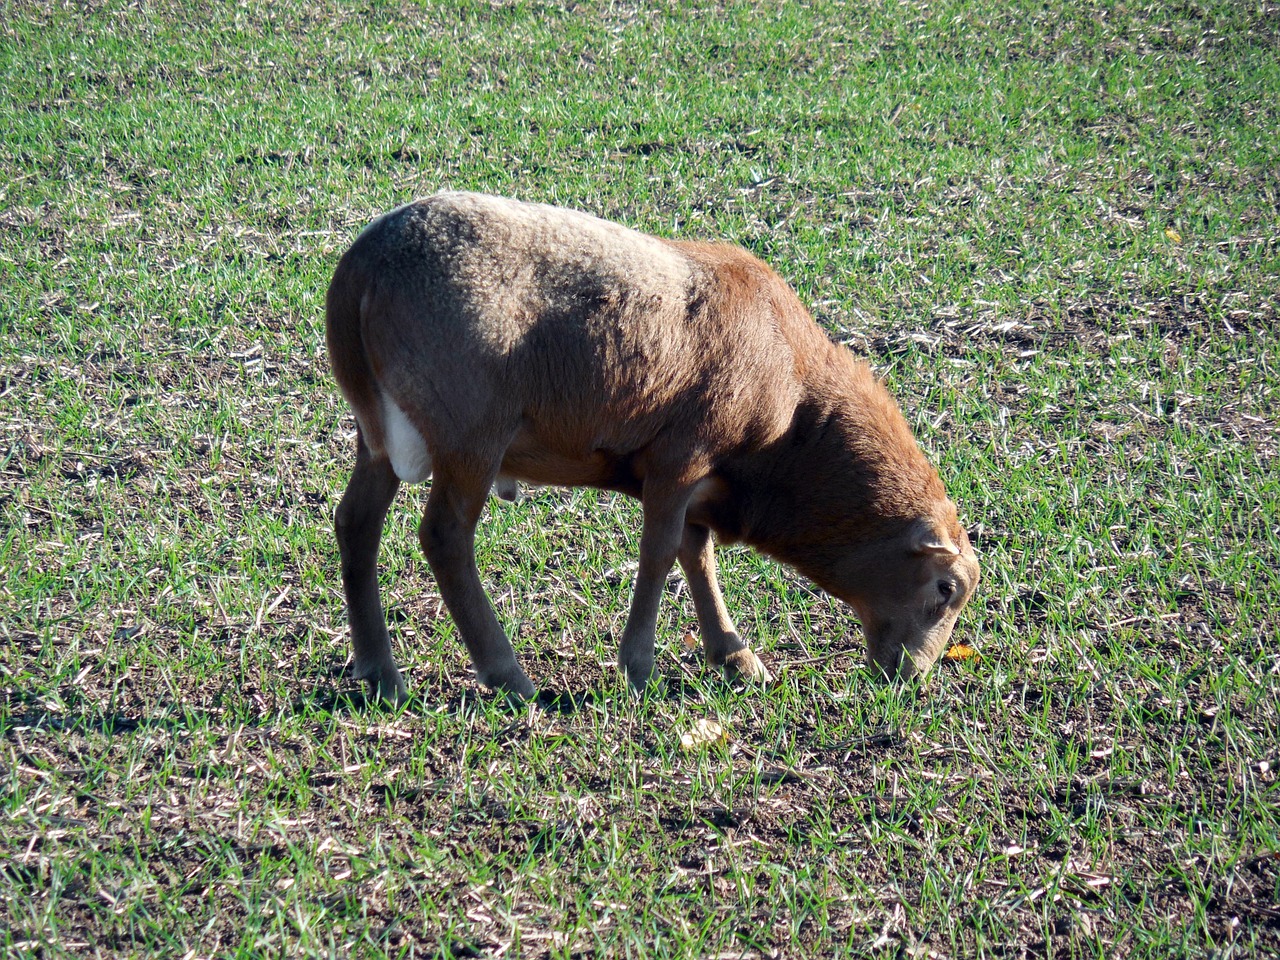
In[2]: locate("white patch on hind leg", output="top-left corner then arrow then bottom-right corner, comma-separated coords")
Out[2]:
381,394 -> 432,483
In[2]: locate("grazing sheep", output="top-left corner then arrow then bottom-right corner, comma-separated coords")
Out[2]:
326,192 -> 979,703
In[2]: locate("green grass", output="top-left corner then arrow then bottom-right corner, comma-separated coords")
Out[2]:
2,0 -> 1278,956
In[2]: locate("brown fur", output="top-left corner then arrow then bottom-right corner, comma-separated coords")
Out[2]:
326,193 -> 979,702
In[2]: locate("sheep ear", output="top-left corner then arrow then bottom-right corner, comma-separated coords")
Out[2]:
911,521 -> 959,556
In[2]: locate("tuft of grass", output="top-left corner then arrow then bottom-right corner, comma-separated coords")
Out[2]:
2,1 -> 1278,957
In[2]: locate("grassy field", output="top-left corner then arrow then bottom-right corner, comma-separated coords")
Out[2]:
2,0 -> 1278,956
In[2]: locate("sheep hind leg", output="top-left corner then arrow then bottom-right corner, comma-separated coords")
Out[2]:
419,460 -> 535,699
335,432 -> 408,704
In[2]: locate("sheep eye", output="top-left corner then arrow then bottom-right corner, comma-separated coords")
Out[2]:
937,580 -> 956,604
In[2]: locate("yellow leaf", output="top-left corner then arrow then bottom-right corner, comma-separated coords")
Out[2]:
680,718 -> 728,751
944,643 -> 978,661
1164,227 -> 1182,243
681,630 -> 698,650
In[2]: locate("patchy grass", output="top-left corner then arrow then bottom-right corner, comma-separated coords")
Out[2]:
2,0 -> 1278,956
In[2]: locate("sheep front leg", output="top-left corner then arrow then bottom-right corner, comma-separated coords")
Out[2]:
678,522 -> 770,682
617,482 -> 697,689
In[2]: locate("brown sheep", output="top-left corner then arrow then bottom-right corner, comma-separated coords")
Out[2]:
326,192 -> 978,703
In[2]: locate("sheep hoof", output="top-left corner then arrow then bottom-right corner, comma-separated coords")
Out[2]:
721,648 -> 771,684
